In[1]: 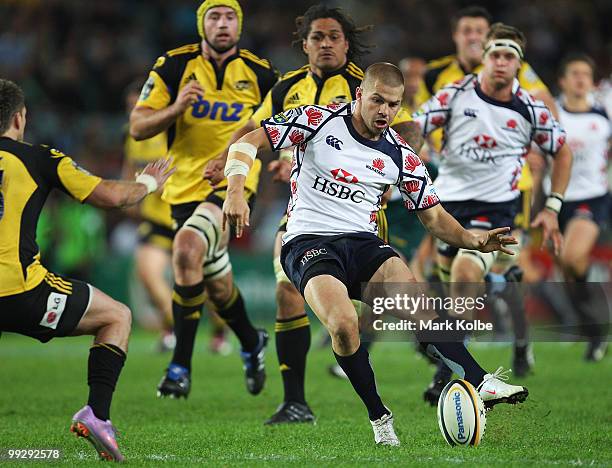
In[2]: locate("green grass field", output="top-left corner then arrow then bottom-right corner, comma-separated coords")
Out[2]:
0,329 -> 610,466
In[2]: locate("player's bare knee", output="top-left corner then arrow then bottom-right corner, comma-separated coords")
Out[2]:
113,302 -> 132,330
173,232 -> 205,273
452,257 -> 484,283
326,311 -> 359,342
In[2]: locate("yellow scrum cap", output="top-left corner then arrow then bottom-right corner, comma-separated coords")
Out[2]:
196,0 -> 243,40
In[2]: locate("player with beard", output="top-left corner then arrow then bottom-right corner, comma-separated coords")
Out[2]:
204,4 -> 415,425
222,63 -> 529,446
130,0 -> 278,399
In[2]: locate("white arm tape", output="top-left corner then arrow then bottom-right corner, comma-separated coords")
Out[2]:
545,193 -> 564,213
135,173 -> 158,194
228,142 -> 258,161
224,158 -> 250,178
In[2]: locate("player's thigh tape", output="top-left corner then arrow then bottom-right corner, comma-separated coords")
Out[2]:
203,247 -> 232,280
182,206 -> 222,260
273,255 -> 291,284
494,231 -> 522,268
456,249 -> 495,273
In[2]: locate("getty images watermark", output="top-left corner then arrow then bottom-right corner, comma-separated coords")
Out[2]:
370,292 -> 493,332
359,282 -> 611,342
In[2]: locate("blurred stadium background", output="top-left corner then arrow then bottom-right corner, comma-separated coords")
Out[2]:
1,0 -> 610,320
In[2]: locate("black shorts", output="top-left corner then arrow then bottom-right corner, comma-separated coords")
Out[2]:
559,194 -> 609,232
438,198 -> 520,257
171,189 -> 256,231
280,232 -> 399,300
138,220 -> 174,251
0,272 -> 92,343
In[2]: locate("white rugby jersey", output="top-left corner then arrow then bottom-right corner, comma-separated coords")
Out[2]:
413,74 -> 566,202
261,103 -> 439,243
543,103 -> 610,201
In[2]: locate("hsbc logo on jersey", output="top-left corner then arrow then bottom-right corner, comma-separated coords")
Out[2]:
313,175 -> 366,203
473,134 -> 497,149
366,158 -> 386,176
330,168 -> 358,183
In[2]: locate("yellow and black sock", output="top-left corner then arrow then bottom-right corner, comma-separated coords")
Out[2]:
87,343 -> 126,421
171,280 -> 205,370
216,285 -> 259,352
275,314 -> 310,404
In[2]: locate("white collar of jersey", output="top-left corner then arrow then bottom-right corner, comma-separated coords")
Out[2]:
483,39 -> 524,60
477,72 -> 520,94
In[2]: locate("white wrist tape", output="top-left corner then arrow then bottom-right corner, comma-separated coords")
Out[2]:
136,173 -> 158,194
545,193 -> 564,213
224,158 -> 250,177
228,142 -> 257,161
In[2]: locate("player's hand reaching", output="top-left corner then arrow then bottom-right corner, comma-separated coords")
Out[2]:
470,227 -> 518,254
140,157 -> 175,192
203,155 -> 226,186
172,81 -> 205,115
222,192 -> 250,238
531,209 -> 563,256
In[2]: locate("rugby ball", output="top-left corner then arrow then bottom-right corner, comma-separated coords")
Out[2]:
437,379 -> 486,447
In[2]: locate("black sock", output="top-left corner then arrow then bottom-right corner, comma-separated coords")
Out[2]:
334,345 -> 388,421
171,281 -> 205,370
275,315 -> 310,404
421,341 -> 486,386
217,285 -> 259,351
87,343 -> 126,421
434,360 -> 453,381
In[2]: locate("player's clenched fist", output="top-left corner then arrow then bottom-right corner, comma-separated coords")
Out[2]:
172,81 -> 205,115
222,192 -> 250,238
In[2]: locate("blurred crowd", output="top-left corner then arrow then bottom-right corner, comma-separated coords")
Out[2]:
0,0 -> 610,282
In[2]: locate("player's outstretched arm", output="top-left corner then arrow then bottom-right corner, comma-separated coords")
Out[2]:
530,143 -> 573,255
417,204 -> 518,254
86,158 -> 175,209
203,118 -> 257,185
129,81 -> 205,140
222,127 -> 272,237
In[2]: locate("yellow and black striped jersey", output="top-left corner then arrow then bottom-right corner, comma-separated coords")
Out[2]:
137,43 -> 278,205
0,137 -> 101,296
123,131 -> 172,229
415,55 -> 549,190
252,61 -> 412,126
